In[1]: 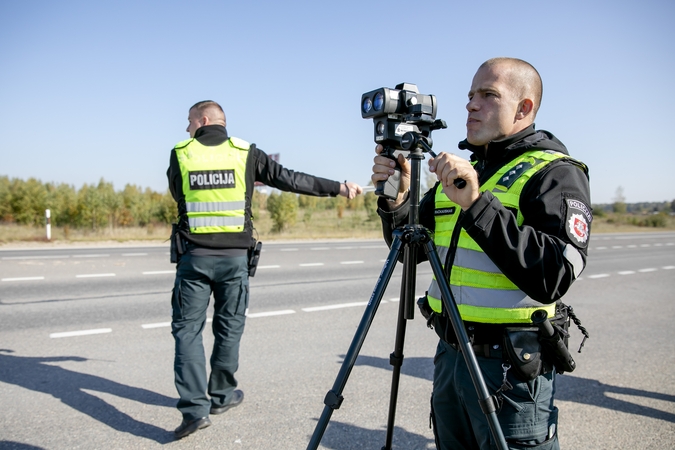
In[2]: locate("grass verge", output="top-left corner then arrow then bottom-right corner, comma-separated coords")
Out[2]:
1,211 -> 673,247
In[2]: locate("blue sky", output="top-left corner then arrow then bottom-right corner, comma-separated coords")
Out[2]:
1,0 -> 673,204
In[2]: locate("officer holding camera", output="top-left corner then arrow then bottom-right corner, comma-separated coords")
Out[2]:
167,100 -> 362,439
371,58 -> 591,449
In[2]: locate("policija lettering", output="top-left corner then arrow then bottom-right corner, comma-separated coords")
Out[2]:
189,170 -> 236,190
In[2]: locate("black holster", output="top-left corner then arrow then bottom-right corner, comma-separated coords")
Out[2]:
170,223 -> 185,264
503,327 -> 544,381
248,241 -> 262,277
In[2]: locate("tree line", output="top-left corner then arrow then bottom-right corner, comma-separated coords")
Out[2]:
0,176 -> 175,229
5,175 -> 670,233
0,176 -> 379,232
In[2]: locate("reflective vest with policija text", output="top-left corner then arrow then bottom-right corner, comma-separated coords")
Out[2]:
427,150 -> 587,324
174,137 -> 249,234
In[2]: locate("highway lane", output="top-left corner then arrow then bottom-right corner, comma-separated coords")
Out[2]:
0,233 -> 674,449
0,240 -> 420,335
1,234 -> 674,335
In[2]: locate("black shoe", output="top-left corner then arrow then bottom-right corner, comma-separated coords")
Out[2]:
174,417 -> 211,439
210,390 -> 244,415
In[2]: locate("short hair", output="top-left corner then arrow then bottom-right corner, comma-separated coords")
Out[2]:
480,57 -> 543,117
189,100 -> 226,124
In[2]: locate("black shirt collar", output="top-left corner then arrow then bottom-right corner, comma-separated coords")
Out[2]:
458,124 -> 537,161
194,125 -> 229,146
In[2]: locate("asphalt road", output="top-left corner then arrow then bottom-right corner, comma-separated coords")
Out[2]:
0,233 -> 673,449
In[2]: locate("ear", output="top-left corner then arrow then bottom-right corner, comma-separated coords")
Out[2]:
200,115 -> 210,126
516,98 -> 534,121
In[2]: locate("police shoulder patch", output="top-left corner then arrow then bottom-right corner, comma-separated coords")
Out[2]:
564,197 -> 592,246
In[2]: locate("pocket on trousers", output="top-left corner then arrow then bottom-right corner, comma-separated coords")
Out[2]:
506,407 -> 559,449
171,280 -> 185,320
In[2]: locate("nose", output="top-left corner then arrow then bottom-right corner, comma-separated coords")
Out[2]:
466,98 -> 478,112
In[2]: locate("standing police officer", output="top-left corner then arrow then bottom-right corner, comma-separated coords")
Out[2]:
371,58 -> 591,449
167,100 -> 362,439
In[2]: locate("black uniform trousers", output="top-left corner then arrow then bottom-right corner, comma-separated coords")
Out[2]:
171,252 -> 249,421
431,340 -> 559,450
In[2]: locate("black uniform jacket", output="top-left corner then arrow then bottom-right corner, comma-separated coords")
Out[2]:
167,125 -> 341,249
377,125 -> 592,306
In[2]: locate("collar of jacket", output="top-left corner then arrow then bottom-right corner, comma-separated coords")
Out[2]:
194,125 -> 229,146
457,124 -> 569,166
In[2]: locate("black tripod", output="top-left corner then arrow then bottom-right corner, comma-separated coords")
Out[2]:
306,134 -> 508,450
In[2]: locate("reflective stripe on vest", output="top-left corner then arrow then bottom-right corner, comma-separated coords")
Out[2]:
427,150 -> 580,324
175,137 -> 249,234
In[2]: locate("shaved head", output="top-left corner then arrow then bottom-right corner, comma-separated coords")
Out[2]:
186,100 -> 226,137
479,57 -> 543,118
189,100 -> 226,126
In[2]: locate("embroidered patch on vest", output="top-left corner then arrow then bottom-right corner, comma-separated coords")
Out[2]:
435,207 -> 456,216
188,170 -> 236,190
496,161 -> 534,189
565,198 -> 592,246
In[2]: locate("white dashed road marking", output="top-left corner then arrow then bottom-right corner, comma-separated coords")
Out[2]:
75,273 -> 116,278
1,276 -> 45,282
50,328 -> 112,338
247,310 -> 296,318
302,302 -> 370,312
141,322 -> 171,329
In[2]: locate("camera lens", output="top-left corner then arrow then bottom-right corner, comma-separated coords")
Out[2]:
376,121 -> 385,135
374,92 -> 384,111
362,97 -> 373,114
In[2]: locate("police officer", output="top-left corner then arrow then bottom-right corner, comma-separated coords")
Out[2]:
371,58 -> 591,449
167,100 -> 362,439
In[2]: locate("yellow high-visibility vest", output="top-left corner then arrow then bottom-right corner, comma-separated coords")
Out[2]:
427,150 -> 585,324
175,137 -> 249,234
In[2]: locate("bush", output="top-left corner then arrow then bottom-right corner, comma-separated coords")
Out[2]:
266,191 -> 298,232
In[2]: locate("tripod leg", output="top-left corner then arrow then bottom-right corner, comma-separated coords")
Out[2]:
307,235 -> 405,450
423,240 -> 509,450
382,243 -> 418,450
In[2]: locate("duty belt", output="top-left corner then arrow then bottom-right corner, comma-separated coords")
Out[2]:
449,342 -> 503,359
